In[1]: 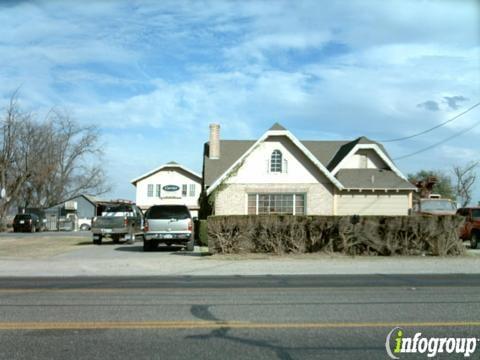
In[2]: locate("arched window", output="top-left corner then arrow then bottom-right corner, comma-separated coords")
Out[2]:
270,150 -> 282,173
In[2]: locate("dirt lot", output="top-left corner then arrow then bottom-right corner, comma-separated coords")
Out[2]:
0,232 -> 91,259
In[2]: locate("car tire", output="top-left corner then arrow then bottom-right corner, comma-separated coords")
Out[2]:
127,227 -> 135,244
143,240 -> 154,252
80,224 -> 90,231
93,236 -> 102,245
112,235 -> 120,244
186,238 -> 194,252
471,233 -> 479,250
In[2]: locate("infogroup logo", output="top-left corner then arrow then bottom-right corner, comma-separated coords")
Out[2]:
385,327 -> 478,359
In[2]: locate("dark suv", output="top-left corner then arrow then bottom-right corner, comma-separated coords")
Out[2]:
457,207 -> 480,249
13,214 -> 42,233
143,205 -> 193,251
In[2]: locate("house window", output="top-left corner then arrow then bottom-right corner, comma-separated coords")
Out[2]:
156,184 -> 161,198
270,150 -> 283,173
189,184 -> 195,197
182,184 -> 187,197
247,193 -> 305,215
248,194 -> 257,215
295,194 -> 305,215
360,154 -> 368,168
147,184 -> 153,197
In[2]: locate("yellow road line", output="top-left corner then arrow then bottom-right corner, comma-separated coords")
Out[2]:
0,321 -> 479,330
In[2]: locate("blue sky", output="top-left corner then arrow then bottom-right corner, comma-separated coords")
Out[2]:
1,0 -> 479,201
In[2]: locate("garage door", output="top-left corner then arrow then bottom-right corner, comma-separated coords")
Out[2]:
336,193 -> 409,216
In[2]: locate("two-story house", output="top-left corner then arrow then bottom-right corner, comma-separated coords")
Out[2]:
131,161 -> 202,217
202,123 -> 416,216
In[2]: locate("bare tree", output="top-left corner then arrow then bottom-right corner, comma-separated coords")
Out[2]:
0,91 -> 110,228
452,162 -> 478,207
0,92 -> 38,227
29,110 -> 110,207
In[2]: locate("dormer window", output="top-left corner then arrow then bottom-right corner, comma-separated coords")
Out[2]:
270,150 -> 283,173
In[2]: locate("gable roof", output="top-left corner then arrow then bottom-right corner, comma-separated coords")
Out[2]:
269,122 -> 287,131
47,194 -> 106,209
203,139 -> 355,188
205,127 -> 345,195
131,162 -> 202,185
329,140 -> 406,181
203,123 -> 410,193
326,136 -> 391,171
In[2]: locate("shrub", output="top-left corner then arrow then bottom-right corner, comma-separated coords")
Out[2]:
207,215 -> 465,256
198,220 -> 209,247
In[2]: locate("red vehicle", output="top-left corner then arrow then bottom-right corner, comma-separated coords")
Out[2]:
457,207 -> 480,249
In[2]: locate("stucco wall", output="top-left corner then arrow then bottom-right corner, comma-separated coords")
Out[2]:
225,136 -> 332,184
335,191 -> 410,216
212,135 -> 335,215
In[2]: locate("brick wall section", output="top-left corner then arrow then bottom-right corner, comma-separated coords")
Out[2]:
213,183 -> 334,215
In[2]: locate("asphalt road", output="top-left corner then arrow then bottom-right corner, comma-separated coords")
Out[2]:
1,275 -> 480,359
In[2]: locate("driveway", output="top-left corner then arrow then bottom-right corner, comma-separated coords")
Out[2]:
1,232 -> 480,277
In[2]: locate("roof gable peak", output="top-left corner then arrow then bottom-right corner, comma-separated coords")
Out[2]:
268,122 -> 287,131
131,162 -> 201,185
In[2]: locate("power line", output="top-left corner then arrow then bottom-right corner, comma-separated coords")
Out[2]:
380,101 -> 480,142
394,117 -> 480,161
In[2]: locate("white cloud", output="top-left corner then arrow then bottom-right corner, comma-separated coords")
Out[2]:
0,0 -> 478,199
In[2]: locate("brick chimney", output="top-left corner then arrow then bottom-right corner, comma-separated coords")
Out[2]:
209,123 -> 220,159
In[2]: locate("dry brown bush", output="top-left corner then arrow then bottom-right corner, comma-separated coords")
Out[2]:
207,215 -> 465,256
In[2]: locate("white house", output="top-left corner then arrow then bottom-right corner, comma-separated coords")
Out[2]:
202,123 -> 416,216
131,161 -> 202,217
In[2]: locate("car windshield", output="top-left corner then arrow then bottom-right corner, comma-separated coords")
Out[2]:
146,206 -> 190,220
421,200 -> 456,211
472,209 -> 480,220
14,214 -> 31,220
104,205 -> 132,213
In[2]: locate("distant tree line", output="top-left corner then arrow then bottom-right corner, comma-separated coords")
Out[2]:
408,162 -> 478,208
0,91 -> 110,227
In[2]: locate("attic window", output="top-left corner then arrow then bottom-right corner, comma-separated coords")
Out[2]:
270,150 -> 283,173
360,154 -> 368,168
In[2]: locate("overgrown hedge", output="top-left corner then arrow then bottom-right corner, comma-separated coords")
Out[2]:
207,215 -> 465,256
193,219 -> 209,247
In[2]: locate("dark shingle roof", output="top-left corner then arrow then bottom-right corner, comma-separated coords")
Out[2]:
302,140 -> 350,168
269,122 -> 287,131
203,134 -> 401,188
204,139 -> 358,187
336,169 -> 416,189
326,136 -> 390,171
203,140 -> 255,187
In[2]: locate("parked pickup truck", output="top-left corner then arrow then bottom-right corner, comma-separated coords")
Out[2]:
143,205 -> 194,251
413,198 -> 457,216
92,203 -> 143,245
457,207 -> 480,249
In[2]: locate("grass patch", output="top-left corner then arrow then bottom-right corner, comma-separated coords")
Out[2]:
0,235 -> 89,259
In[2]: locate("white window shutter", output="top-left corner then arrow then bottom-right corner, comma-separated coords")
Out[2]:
283,159 -> 288,173
266,159 -> 270,173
